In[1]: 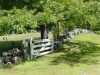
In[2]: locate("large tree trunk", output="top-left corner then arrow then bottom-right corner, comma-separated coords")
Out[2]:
40,25 -> 48,39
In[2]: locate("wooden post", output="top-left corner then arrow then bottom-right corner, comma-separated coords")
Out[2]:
51,40 -> 54,52
30,38 -> 34,59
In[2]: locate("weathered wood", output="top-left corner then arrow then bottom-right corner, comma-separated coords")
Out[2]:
34,39 -> 52,44
51,40 -> 54,52
34,51 -> 52,57
39,47 -> 52,51
30,38 -> 34,59
29,39 -> 54,58
34,42 -> 52,48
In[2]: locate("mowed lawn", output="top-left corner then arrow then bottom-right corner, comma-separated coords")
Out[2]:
0,33 -> 100,75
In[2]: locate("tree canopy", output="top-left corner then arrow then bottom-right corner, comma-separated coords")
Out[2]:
0,0 -> 100,35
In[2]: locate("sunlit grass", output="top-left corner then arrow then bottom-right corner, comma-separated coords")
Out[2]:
0,33 -> 100,75
0,33 -> 40,41
73,33 -> 100,46
0,32 -> 53,41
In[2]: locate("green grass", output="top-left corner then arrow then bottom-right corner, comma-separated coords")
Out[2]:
0,33 -> 40,41
0,33 -> 100,75
0,32 -> 53,41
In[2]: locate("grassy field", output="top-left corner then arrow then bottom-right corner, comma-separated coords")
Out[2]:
0,33 -> 40,41
0,32 -> 53,41
0,33 -> 100,75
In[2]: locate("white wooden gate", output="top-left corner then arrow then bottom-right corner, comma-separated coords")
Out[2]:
30,39 -> 54,58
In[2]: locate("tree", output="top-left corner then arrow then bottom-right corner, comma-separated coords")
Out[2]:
0,7 -> 37,35
0,0 -> 100,36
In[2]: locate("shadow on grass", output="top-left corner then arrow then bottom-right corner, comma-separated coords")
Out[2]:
51,41 -> 100,66
1,40 -> 100,69
0,57 -> 39,69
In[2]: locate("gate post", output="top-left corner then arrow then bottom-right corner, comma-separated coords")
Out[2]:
30,38 -> 34,59
51,40 -> 54,52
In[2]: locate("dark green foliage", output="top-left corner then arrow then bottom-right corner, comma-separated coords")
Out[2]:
0,41 -> 22,56
0,0 -> 33,10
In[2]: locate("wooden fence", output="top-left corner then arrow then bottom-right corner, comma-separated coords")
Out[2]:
29,39 -> 54,58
